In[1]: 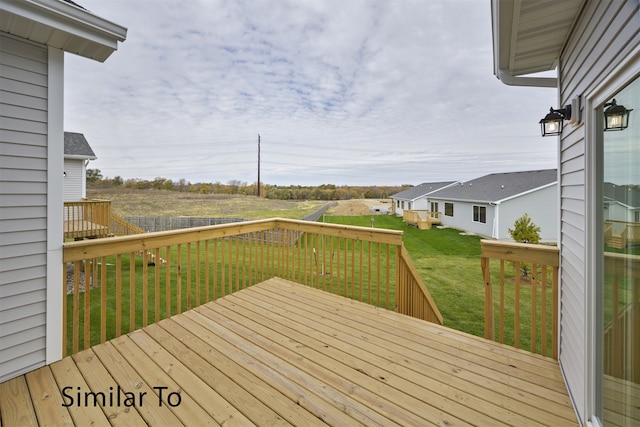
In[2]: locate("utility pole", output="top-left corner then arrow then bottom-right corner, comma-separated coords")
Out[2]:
257,134 -> 261,197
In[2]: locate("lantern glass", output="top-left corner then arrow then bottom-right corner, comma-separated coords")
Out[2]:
543,119 -> 562,136
604,110 -> 630,131
539,109 -> 564,136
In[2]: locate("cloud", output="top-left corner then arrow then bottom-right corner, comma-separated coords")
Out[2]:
64,0 -> 557,186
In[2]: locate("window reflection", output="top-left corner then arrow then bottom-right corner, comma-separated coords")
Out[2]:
602,76 -> 639,425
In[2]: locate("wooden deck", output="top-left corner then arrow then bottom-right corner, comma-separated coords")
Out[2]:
0,278 -> 577,426
63,220 -> 110,239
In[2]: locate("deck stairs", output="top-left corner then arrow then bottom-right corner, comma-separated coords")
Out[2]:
110,212 -> 167,264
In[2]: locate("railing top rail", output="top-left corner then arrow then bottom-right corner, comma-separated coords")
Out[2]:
64,199 -> 111,203
480,239 -> 559,267
64,217 -> 404,262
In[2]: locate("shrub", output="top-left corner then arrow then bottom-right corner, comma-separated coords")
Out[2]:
508,213 -> 541,244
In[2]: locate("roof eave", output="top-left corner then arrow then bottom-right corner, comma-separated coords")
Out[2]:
494,181 -> 558,204
491,0 -> 584,88
0,0 -> 127,62
64,154 -> 96,160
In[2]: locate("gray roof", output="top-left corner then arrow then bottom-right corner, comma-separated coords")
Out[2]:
64,132 -> 96,159
391,182 -> 458,201
429,169 -> 557,203
604,183 -> 640,208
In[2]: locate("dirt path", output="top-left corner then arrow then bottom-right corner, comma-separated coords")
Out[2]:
325,199 -> 392,215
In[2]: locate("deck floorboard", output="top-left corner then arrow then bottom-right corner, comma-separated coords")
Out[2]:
0,277 -> 578,426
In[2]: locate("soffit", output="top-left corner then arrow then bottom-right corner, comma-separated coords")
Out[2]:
0,0 -> 126,62
493,0 -> 585,77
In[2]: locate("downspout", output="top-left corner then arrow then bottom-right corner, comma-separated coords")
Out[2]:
491,202 -> 500,239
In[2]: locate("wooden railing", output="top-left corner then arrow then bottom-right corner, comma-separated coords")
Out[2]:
403,210 -> 441,230
397,245 -> 444,324
603,252 -> 640,382
110,212 -> 147,236
63,199 -> 111,239
605,220 -> 640,249
481,240 -> 559,359
63,218 -> 442,356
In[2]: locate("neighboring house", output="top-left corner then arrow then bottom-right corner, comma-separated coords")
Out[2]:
64,131 -> 96,201
390,181 -> 458,216
492,0 -> 639,425
428,169 -> 558,240
0,0 -> 126,382
603,182 -> 640,223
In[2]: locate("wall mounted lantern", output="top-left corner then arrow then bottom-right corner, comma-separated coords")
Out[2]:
539,105 -> 572,137
603,99 -> 632,131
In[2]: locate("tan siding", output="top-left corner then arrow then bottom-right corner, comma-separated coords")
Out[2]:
0,33 -> 48,382
557,0 -> 640,422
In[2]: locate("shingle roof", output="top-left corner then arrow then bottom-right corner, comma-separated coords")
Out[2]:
429,169 -> 557,203
604,182 -> 640,208
64,132 -> 96,159
391,182 -> 458,201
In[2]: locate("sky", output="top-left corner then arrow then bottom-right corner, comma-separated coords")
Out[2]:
64,0 -> 559,187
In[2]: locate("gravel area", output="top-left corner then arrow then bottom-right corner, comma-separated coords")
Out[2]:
65,263 -> 94,294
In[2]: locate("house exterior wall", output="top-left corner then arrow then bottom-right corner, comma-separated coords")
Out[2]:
557,1 -> 639,423
393,198 -> 426,216
63,158 -> 85,201
431,199 -> 496,237
0,34 -> 49,382
605,202 -> 635,222
498,184 -> 558,241
430,185 -> 557,240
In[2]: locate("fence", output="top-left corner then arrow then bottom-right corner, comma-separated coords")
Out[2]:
122,201 -> 338,232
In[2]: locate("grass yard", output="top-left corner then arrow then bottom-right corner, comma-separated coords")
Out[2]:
88,188 -> 328,219
321,215 -> 486,337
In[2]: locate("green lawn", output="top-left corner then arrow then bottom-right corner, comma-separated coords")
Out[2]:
321,215 -> 486,337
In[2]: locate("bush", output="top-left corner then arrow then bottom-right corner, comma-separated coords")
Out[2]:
508,213 -> 541,244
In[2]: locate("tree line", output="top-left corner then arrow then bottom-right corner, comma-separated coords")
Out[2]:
87,169 -> 411,201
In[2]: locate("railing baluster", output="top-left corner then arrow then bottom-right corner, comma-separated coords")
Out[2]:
115,254 -> 122,338
368,241 -> 372,304
541,263 -> 548,356
386,244 -> 390,310
186,242 -> 192,309
499,259 -> 505,343
376,242 -> 381,307
143,251 -> 148,327
130,251 -> 136,332
531,262 -> 538,353
196,241 -> 201,306
84,259 -> 91,350
165,246 -> 171,317
101,256 -> 107,344
514,261 -> 521,349
72,260 -> 80,353
176,244 -> 182,313
155,248 -> 161,323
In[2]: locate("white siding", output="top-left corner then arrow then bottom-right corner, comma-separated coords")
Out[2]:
498,185 -> 558,241
63,158 -> 84,201
0,34 -> 49,381
557,1 -> 640,423
432,199 -> 496,237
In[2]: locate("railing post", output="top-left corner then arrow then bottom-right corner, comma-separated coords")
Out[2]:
481,255 -> 494,340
